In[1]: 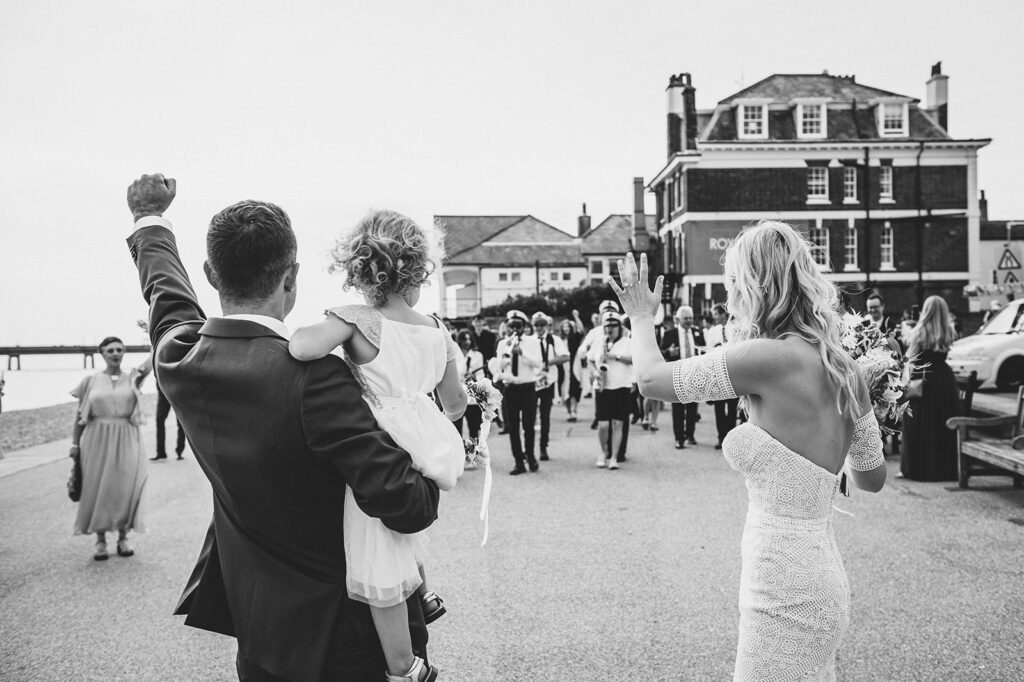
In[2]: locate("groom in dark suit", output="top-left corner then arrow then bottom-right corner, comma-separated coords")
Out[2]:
125,174 -> 439,682
659,305 -> 704,449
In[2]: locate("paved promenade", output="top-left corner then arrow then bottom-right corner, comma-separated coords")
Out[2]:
1,402 -> 1023,681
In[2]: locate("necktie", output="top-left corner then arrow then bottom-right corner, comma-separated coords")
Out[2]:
543,336 -> 550,370
683,330 -> 692,358
511,339 -> 519,375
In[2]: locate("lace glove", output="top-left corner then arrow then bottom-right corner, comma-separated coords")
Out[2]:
847,412 -> 885,471
672,349 -> 738,403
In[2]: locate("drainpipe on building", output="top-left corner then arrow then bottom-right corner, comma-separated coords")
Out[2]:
915,140 -> 927,305
535,259 -> 540,295
863,146 -> 872,290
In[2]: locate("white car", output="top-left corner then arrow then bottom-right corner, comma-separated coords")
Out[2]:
947,300 -> 1024,390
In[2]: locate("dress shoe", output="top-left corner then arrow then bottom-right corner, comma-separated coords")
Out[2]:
714,442 -> 723,450
539,450 -> 550,461
686,438 -> 697,445
675,441 -> 684,449
590,419 -> 598,430
175,450 -> 185,460
150,455 -> 167,462
509,466 -> 527,476
420,591 -> 446,624
527,458 -> 539,472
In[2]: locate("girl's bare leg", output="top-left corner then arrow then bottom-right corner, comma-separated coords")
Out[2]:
370,602 -> 415,677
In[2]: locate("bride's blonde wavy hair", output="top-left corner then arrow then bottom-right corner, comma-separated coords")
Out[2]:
723,220 -> 859,416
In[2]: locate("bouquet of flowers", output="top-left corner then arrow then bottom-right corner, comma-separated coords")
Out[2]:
463,376 -> 503,546
840,313 -> 910,435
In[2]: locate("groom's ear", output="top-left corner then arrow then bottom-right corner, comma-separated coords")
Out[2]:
282,262 -> 299,293
203,261 -> 220,292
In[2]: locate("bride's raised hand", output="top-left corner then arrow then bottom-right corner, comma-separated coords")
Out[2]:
606,252 -> 663,321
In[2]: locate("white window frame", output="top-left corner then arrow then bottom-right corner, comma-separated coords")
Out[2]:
878,102 -> 908,137
880,221 -> 895,270
879,166 -> 895,203
738,103 -> 768,139
843,166 -> 858,204
844,218 -> 859,272
807,166 -> 829,204
590,259 -> 604,275
797,103 -> 826,139
809,218 -> 831,271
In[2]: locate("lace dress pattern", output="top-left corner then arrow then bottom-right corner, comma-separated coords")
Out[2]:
673,349 -> 881,681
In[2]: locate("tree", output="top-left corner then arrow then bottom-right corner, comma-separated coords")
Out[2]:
478,283 -> 617,323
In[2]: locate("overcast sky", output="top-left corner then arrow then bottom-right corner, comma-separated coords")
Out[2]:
2,1 -> 1021,344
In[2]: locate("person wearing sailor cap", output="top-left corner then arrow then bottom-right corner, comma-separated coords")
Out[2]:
531,312 -> 569,461
496,310 -> 544,474
578,300 -> 623,429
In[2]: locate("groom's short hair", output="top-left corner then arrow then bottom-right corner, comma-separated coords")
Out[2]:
207,200 -> 297,300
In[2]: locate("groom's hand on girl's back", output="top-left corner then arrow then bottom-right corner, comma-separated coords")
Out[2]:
127,173 -> 177,222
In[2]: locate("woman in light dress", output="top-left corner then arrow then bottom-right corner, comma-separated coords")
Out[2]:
69,337 -> 151,561
610,221 -> 887,681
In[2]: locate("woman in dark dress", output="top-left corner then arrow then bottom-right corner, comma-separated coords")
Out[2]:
901,296 -> 960,481
557,318 -> 583,422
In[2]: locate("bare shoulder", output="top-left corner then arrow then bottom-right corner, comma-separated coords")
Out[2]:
724,337 -> 817,394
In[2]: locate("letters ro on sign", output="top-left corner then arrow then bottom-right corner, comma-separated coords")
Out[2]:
709,237 -> 735,251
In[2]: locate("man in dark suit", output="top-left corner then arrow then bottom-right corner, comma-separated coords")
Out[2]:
659,305 -> 704,449
125,174 -> 439,682
471,315 -> 497,365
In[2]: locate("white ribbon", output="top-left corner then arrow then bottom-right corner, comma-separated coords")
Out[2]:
477,417 -> 493,546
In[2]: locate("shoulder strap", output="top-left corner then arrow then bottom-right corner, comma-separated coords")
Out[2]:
325,304 -> 382,348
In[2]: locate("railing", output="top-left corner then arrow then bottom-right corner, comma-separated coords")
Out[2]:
0,345 -> 152,370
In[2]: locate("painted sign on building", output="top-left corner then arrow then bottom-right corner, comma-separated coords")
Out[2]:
681,221 -> 748,275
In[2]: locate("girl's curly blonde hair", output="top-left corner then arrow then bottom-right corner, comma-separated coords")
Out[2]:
329,210 -> 444,306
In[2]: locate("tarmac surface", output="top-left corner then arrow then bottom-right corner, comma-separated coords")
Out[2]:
1,399 -> 1023,681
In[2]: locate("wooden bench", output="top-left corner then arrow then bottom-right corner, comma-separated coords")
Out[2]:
946,380 -> 1024,489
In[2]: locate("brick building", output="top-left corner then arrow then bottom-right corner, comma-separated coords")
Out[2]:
650,64 -> 991,317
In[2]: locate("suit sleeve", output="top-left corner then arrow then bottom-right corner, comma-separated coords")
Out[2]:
126,226 -> 206,351
300,356 -> 439,534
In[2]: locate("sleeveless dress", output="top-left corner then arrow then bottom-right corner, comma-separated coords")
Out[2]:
900,349 -> 960,481
673,350 -> 884,681
327,305 -> 465,607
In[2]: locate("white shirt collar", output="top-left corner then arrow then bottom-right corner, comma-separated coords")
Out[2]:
223,314 -> 291,339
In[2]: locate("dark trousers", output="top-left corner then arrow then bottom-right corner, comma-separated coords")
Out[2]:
672,402 -> 699,443
505,382 -> 537,466
156,389 -> 186,458
236,599 -> 428,681
536,386 -> 554,451
454,404 -> 483,439
713,398 -> 739,444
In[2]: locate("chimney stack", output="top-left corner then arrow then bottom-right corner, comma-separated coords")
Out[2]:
926,61 -> 949,131
577,203 -> 591,237
666,73 -> 698,157
632,177 -> 648,253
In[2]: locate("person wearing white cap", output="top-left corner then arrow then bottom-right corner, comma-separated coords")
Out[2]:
578,300 -> 622,429
586,310 -> 633,469
496,310 -> 544,474
531,311 -> 569,460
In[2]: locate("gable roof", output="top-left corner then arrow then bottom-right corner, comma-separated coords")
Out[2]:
448,242 -> 584,266
719,73 -> 910,105
581,214 -> 657,255
437,214 -> 581,266
481,215 -> 575,246
436,215 -> 524,261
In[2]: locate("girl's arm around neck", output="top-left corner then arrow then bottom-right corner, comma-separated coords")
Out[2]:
289,315 -> 354,361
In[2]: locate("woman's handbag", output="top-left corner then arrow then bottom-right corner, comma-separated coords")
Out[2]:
67,451 -> 82,502
905,379 -> 925,400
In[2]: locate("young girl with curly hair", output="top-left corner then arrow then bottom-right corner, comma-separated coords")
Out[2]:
290,210 -> 466,682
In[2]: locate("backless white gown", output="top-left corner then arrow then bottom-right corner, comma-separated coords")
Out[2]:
672,349 -> 884,681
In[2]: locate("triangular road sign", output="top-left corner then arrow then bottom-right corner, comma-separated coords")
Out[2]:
998,248 -> 1021,270
1006,271 -> 1019,284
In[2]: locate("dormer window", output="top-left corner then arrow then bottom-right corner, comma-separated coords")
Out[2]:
738,103 -> 768,139
878,102 -> 908,137
796,102 -> 827,139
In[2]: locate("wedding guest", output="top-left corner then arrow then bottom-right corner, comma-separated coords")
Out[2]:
531,312 -> 569,461
454,329 -> 485,441
289,209 -> 465,682
69,337 -> 152,560
659,306 -> 704,448
579,300 -> 622,429
900,296 -> 960,481
557,318 -> 583,422
706,304 -> 739,449
610,221 -> 886,679
472,314 -> 497,366
588,311 -> 632,469
496,310 -> 543,474
493,320 -> 511,432
153,387 -> 186,461
866,292 -> 897,336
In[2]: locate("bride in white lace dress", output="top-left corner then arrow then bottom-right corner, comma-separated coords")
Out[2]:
609,221 -> 887,681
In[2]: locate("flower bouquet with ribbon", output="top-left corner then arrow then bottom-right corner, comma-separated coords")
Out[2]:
840,313 -> 911,435
464,376 -> 502,545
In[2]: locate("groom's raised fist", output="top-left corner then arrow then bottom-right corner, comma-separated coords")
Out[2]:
127,173 -> 176,222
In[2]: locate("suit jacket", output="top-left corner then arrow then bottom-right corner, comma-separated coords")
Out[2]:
659,327 -> 706,362
127,226 -> 439,682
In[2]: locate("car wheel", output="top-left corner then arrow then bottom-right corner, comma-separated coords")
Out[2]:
995,358 -> 1024,391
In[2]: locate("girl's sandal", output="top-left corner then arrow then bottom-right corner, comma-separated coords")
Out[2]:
421,591 -> 446,624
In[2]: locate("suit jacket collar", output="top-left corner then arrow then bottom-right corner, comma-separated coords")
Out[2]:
199,317 -> 289,341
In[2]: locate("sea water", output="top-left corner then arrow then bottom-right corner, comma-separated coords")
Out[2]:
1,354 -> 157,412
